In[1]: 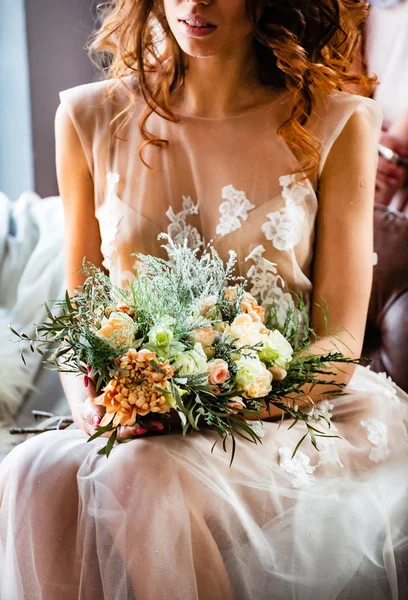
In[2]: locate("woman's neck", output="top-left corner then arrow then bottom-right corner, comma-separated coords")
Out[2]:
176,44 -> 276,118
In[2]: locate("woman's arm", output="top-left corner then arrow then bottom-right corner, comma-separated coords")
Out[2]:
55,102 -> 107,434
55,103 -> 162,439
260,105 -> 378,420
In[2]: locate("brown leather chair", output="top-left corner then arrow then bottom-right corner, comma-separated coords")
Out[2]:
363,205 -> 408,392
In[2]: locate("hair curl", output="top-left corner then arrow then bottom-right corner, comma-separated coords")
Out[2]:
90,0 -> 376,174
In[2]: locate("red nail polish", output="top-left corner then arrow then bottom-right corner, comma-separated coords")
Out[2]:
135,427 -> 147,435
84,375 -> 89,388
151,423 -> 164,432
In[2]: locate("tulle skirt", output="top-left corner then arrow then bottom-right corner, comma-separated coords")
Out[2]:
1,366 -> 407,600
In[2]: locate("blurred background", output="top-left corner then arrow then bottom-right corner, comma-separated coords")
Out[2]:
0,1 -> 407,457
0,0 -> 99,200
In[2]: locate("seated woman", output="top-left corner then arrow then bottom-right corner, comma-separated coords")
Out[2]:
0,1 -> 407,599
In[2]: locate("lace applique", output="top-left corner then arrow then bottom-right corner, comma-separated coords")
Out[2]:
360,419 -> 391,463
261,174 -> 309,252
165,196 -> 203,252
216,185 -> 255,236
279,447 -> 316,488
245,420 -> 265,439
310,401 -> 344,469
245,245 -> 295,328
99,172 -> 123,278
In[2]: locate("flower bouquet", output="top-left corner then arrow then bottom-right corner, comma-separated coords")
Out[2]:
12,235 -> 359,461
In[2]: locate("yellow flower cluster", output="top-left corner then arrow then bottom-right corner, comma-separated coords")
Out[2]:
96,349 -> 175,428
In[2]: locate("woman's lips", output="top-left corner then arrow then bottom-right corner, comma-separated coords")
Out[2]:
178,16 -> 217,38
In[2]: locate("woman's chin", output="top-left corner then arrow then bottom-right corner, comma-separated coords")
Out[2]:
177,38 -> 220,60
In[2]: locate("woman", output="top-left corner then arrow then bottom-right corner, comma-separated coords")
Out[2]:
1,1 -> 407,598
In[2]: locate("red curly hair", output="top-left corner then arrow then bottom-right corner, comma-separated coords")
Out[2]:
90,0 -> 376,173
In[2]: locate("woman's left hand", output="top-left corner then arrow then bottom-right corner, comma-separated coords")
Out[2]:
116,420 -> 167,441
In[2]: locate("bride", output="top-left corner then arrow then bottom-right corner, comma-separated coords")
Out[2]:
1,0 -> 407,598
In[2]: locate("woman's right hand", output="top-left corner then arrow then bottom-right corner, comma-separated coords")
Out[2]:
71,379 -> 108,437
72,377 -> 167,440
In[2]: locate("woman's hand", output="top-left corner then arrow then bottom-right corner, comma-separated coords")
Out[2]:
72,378 -> 166,440
375,133 -> 408,207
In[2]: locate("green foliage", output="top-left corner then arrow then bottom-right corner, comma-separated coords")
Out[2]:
10,237 -> 362,463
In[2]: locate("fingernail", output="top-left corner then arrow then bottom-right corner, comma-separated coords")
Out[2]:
92,415 -> 101,428
83,375 -> 89,388
151,423 -> 164,432
135,427 -> 147,435
86,366 -> 92,373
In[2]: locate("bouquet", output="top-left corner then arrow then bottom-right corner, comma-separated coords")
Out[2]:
12,235 -> 359,461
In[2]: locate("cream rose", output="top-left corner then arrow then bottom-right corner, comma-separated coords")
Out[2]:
173,343 -> 208,377
229,313 -> 268,348
235,356 -> 272,398
96,311 -> 136,347
192,327 -> 217,347
208,359 -> 230,386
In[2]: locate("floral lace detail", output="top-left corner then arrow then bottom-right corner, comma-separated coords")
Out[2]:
279,447 -> 316,488
261,174 -> 309,252
99,172 -> 123,278
245,420 -> 265,439
216,185 -> 255,236
310,401 -> 344,469
165,196 -> 203,253
360,419 -> 391,463
245,245 -> 296,328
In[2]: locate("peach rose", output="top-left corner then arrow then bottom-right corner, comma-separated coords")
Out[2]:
240,292 -> 265,323
200,295 -> 218,317
192,327 -> 217,347
224,287 -> 238,301
96,312 -> 136,347
208,359 -> 230,386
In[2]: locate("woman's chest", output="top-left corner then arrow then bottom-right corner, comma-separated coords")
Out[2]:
97,117 -> 319,293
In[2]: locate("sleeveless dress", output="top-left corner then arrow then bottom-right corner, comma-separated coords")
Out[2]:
0,80 -> 407,600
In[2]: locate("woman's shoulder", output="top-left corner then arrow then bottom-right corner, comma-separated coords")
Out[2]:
309,90 -> 383,175
312,90 -> 383,133
59,76 -> 142,122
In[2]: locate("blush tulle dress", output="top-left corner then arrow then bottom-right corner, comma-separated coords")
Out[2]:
0,80 -> 407,600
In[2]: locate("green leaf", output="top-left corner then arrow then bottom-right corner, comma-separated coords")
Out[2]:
105,429 -> 117,457
87,422 -> 114,442
229,435 -> 236,468
291,433 -> 308,459
187,407 -> 200,430
65,290 -> 73,312
149,359 -> 165,375
8,324 -> 22,339
45,303 -> 55,321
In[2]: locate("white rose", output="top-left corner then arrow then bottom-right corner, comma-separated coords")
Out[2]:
173,343 -> 208,377
259,329 -> 293,369
235,356 -> 272,398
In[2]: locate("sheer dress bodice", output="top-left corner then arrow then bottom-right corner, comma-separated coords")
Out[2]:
60,80 -> 381,310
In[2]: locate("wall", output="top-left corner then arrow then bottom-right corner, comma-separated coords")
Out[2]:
0,0 -> 34,200
25,0 -> 99,197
